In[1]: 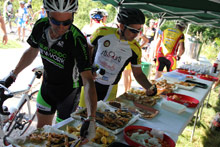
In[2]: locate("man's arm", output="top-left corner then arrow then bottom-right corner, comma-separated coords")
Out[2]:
80,70 -> 97,118
132,66 -> 152,89
13,47 -> 39,76
132,66 -> 157,95
0,14 -> 8,45
139,34 -> 149,49
177,42 -> 185,57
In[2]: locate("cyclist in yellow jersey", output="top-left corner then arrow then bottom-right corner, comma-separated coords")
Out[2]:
79,8 -> 157,108
154,21 -> 187,79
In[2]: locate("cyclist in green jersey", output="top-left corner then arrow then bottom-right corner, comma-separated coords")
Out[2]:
0,0 -> 97,144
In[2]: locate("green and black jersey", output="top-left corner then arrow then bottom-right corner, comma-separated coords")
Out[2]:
27,17 -> 91,98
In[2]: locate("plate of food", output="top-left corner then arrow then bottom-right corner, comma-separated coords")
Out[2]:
133,102 -> 159,119
174,81 -> 196,90
166,93 -> 199,108
124,125 -> 175,147
176,68 -> 196,75
197,74 -> 219,81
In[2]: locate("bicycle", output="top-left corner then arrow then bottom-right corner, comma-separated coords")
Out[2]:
0,66 -> 43,146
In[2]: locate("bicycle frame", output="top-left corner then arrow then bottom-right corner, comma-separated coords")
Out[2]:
0,66 -> 43,138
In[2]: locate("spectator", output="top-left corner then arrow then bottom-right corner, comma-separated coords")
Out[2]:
123,63 -> 132,92
81,8 -> 104,38
33,5 -> 47,20
3,0 -> 14,33
154,20 -> 187,79
0,11 -> 8,45
100,9 -> 108,24
0,0 -> 97,144
16,1 -> 28,42
25,0 -> 34,18
79,8 -> 157,107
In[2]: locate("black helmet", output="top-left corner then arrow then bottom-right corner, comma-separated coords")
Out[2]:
117,8 -> 145,25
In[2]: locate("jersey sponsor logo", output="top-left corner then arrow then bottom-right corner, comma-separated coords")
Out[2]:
101,50 -> 121,63
103,40 -> 110,47
37,103 -> 51,112
57,41 -> 64,47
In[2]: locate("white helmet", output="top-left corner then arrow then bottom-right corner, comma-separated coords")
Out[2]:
89,8 -> 100,18
100,9 -> 108,16
176,20 -> 187,28
43,0 -> 78,13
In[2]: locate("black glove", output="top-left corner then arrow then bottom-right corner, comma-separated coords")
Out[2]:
146,84 -> 157,96
177,56 -> 181,61
80,119 -> 96,141
0,71 -> 16,88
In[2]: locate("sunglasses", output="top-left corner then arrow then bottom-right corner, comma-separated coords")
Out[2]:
125,25 -> 141,34
49,17 -> 73,26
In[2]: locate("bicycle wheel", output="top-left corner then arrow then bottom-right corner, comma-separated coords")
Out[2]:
3,91 -> 38,145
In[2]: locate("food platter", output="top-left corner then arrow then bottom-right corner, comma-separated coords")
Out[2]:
197,74 -> 219,81
7,125 -> 77,147
55,119 -> 117,147
166,93 -> 199,108
71,101 -> 139,134
124,125 -> 175,147
176,68 -> 196,75
174,81 -> 196,90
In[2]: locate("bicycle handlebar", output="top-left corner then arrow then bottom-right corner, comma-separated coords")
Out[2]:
0,84 -> 13,115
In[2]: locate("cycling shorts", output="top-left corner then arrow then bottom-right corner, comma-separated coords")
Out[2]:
36,87 -> 81,123
79,81 -> 118,108
18,19 -> 26,28
156,56 -> 177,72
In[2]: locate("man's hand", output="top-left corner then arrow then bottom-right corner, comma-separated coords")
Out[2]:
0,71 -> 16,88
146,84 -> 157,96
2,34 -> 8,45
80,119 -> 96,144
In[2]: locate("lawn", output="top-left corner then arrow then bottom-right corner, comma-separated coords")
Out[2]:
176,86 -> 220,147
0,38 -> 23,49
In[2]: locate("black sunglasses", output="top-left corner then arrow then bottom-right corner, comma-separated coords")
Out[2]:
125,25 -> 141,34
49,17 -> 73,26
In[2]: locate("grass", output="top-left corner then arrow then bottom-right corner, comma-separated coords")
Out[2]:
176,86 -> 220,147
0,37 -> 23,49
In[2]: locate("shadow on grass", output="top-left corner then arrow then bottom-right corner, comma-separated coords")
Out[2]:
202,88 -> 220,146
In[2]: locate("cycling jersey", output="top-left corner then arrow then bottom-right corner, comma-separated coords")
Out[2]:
156,27 -> 184,71
27,18 -> 91,120
90,26 -> 142,85
157,28 -> 184,57
79,26 -> 142,107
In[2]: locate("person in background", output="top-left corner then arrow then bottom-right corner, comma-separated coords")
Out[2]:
154,20 -> 187,79
0,11 -> 8,45
3,0 -> 14,33
79,8 -> 157,108
0,0 -> 97,144
100,9 -> 108,25
33,5 -> 47,20
16,1 -> 28,42
81,8 -> 104,38
25,0 -> 34,18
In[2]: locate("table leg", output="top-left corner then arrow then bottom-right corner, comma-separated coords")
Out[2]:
206,91 -> 211,108
198,101 -> 204,121
191,106 -> 200,142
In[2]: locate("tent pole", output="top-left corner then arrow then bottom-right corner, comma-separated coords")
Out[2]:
186,23 -> 191,35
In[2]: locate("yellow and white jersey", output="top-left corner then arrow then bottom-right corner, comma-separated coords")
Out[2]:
89,26 -> 142,85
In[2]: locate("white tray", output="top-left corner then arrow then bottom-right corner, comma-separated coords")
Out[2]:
71,101 -> 139,134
